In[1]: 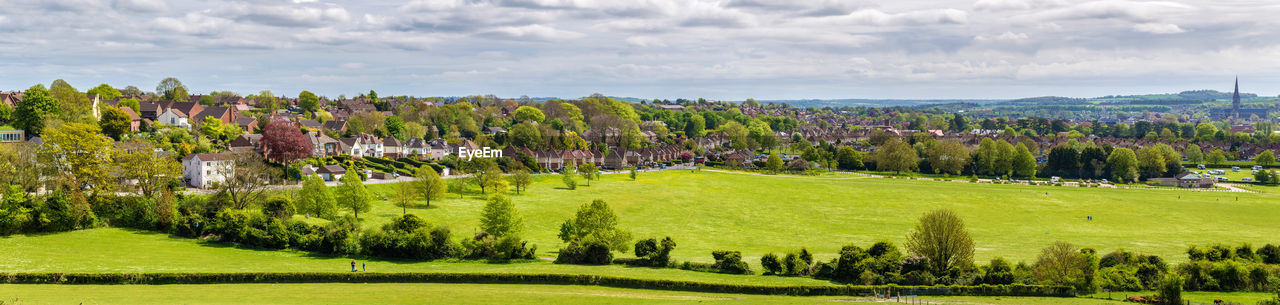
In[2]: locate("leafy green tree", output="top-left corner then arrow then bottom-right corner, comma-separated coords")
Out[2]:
336,170 -> 372,219
578,163 -> 599,185
1195,123 -> 1218,141
765,152 -> 784,174
836,146 -> 863,170
199,116 -> 224,142
905,209 -> 974,274
994,140 -> 1016,177
629,166 -> 638,180
721,121 -> 750,150
1033,241 -> 1090,289
414,165 -> 447,207
297,174 -> 338,219
558,199 -> 632,252
1045,146 -> 1079,178
1136,146 -> 1167,179
393,179 -> 417,214
156,77 -> 188,102
1185,144 -> 1204,164
0,103 -> 13,124
297,90 -> 319,113
98,106 -> 132,140
562,163 -> 577,190
509,169 -> 532,194
685,114 -> 706,137
385,116 -> 406,140
927,139 -> 969,175
874,138 -> 918,174
13,85 -> 58,136
510,122 -> 542,148
475,163 -> 505,194
1208,149 -> 1228,166
198,95 -> 215,106
481,194 -> 523,237
1256,150 -> 1274,167
1012,143 -> 1037,178
38,122 -> 115,195
512,106 -> 545,123
1107,147 -> 1139,183
975,138 -> 998,175
87,84 -> 121,100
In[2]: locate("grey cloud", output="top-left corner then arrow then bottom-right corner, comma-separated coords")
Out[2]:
112,0 -> 168,13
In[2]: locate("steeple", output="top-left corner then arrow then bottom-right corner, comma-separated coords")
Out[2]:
1232,76 -> 1241,118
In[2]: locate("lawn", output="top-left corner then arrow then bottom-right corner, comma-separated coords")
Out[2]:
1085,290 -> 1278,304
353,170 -> 1280,265
0,283 -> 1120,305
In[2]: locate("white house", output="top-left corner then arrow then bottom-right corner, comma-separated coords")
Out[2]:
339,134 -> 385,158
182,153 -> 233,188
157,108 -> 191,128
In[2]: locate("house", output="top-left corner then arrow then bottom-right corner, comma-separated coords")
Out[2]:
1177,172 -> 1215,188
156,107 -> 191,128
119,107 -> 142,132
0,91 -> 21,107
305,132 -> 341,157
191,106 -> 236,126
139,102 -> 164,120
383,136 -> 403,158
426,139 -> 452,160
316,165 -> 347,181
235,117 -> 258,133
484,126 -> 507,135
322,120 -> 348,134
339,134 -> 384,158
0,130 -> 24,142
182,153 -> 234,188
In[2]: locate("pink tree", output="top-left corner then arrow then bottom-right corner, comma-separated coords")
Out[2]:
261,119 -> 313,180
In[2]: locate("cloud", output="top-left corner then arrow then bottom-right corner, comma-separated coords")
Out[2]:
625,36 -> 667,48
973,0 -> 1066,11
112,0 -> 167,13
975,31 -> 1029,42
478,24 -> 585,41
818,8 -> 969,26
224,3 -> 351,28
153,12 -> 229,36
1133,23 -> 1185,34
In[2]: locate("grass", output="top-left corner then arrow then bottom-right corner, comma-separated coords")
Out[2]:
1085,290 -> 1278,304
353,170 -> 1280,265
0,283 -> 1115,305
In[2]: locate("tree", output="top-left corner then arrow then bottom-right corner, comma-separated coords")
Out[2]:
1107,147 -> 1139,183
481,194 -> 523,237
414,165 -> 447,207
38,122 -> 115,195
385,116 -> 406,140
721,121 -> 750,150
98,106 -> 132,140
297,90 -> 319,113
629,166 -> 638,180
200,116 -> 225,142
950,114 -> 967,132
875,138 -> 919,174
508,122 -> 542,148
1195,123 -> 1218,141
260,120 -> 311,178
87,84 -> 121,101
836,146 -> 863,170
509,169 -> 532,194
975,138 -> 998,175
927,139 -> 969,175
297,174 -> 338,219
512,106 -> 545,123
905,209 -> 974,274
765,152 -> 784,174
1045,146 -> 1080,178
558,199 -> 632,252
218,152 -> 276,209
13,85 -> 58,136
1256,150 -> 1275,167
336,169 -> 372,219
475,164 -> 505,194
578,163 -> 599,185
393,180 -> 417,214
1208,149 -> 1228,166
1033,241 -> 1090,288
685,114 -> 706,137
156,77 -> 189,102
994,140 -> 1016,177
562,163 -> 577,190
1079,147 -> 1109,179
1136,146 -> 1168,179
1012,143 -> 1037,178
1185,144 -> 1204,164
116,143 -> 181,198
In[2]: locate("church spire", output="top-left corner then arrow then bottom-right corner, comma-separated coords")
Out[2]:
1232,76 -> 1241,118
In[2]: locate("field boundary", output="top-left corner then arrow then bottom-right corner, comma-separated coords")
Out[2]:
0,272 -> 1075,297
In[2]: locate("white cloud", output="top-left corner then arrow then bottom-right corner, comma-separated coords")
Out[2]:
479,24 -> 585,41
1133,23 -> 1185,34
975,31 -> 1029,41
226,3 -> 352,28
112,0 -> 167,13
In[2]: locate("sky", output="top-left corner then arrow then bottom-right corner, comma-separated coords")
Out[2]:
1,0 -> 1279,100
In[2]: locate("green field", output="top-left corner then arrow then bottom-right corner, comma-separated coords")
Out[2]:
0,283 -> 1116,305
353,170 -> 1280,264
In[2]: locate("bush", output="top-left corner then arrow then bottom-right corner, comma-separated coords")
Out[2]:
761,253 -> 783,275
359,215 -> 458,260
261,196 -> 295,219
462,233 -> 536,260
206,209 -> 293,249
631,237 -> 675,267
712,250 -> 752,275
555,241 -> 613,265
1158,274 -> 1182,304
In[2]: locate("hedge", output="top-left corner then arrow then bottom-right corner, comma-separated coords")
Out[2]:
0,273 -> 1073,297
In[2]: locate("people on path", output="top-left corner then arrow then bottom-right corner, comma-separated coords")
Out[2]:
351,260 -> 356,272
362,262 -> 366,271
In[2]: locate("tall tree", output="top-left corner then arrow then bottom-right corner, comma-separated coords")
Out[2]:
87,84 -> 121,101
1045,146 -> 1080,178
685,114 -> 706,137
905,209 -> 975,274
297,174 -> 338,219
297,90 -> 319,113
558,199 -> 632,252
1107,147 -> 1139,183
1079,147 -> 1109,179
578,163 -> 599,186
219,152 -> 276,209
765,152 -> 784,174
481,194 -> 522,237
927,139 -> 970,175
874,138 -> 919,174
1256,150 -> 1275,167
562,163 -> 577,190
156,77 -> 189,102
38,122 -> 115,195
1185,144 -> 1205,164
116,143 -> 181,198
414,165 -> 447,207
1207,149 -> 1228,166
336,169 -> 372,219
393,180 -> 417,214
13,85 -> 58,136
994,140 -> 1016,177
1012,143 -> 1037,178
512,106 -> 545,123
509,169 -> 532,194
260,120 -> 312,179
98,106 -> 132,140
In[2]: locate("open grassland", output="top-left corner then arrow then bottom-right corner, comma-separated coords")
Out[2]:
356,170 -> 1280,264
0,283 -> 1117,305
1085,290 -> 1279,304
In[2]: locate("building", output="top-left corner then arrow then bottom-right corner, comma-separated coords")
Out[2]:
182,153 -> 234,188
156,108 -> 192,128
316,165 -> 347,181
0,130 -> 24,142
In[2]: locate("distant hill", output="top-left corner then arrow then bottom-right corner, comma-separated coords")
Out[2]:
760,99 -> 1006,108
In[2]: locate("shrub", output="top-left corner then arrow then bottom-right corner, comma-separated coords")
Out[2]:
761,253 -> 783,275
1158,274 -> 1182,304
462,233 -> 536,260
555,241 -> 613,265
261,196 -> 295,219
783,253 -> 809,276
631,237 -> 676,267
711,250 -> 752,274
1259,244 -> 1280,264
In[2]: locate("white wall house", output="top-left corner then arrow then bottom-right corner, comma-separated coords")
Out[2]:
157,108 -> 191,128
182,153 -> 234,188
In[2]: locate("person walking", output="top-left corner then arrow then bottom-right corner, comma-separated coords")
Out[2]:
362,262 -> 366,272
351,260 -> 356,272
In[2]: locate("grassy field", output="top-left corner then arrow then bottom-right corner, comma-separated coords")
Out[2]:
1085,290 -> 1278,304
351,170 -> 1280,265
0,283 -> 1119,305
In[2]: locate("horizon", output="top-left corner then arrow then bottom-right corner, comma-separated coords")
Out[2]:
3,0 -> 1280,100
